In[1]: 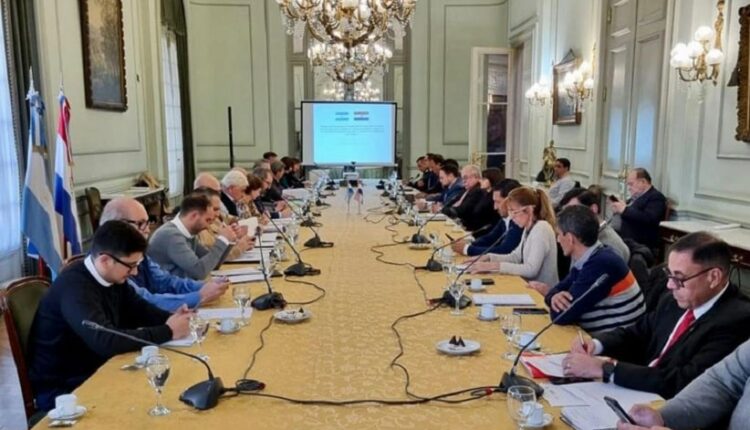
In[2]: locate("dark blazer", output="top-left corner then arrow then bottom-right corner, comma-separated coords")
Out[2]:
263,180 -> 284,202
424,171 -> 442,194
596,283 -> 750,398
619,186 -> 667,248
280,173 -> 304,189
220,191 -> 238,216
442,187 -> 499,234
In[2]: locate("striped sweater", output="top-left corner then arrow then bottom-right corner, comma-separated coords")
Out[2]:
545,245 -> 646,335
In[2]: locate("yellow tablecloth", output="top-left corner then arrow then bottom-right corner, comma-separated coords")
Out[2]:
48,189 -> 578,429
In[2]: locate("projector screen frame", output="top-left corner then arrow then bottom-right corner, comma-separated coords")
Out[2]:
300,100 -> 398,167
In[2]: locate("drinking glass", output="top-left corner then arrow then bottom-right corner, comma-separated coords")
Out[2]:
145,354 -> 170,416
501,313 -> 522,360
447,278 -> 466,316
506,385 -> 537,429
232,284 -> 251,326
266,249 -> 279,278
189,314 -> 210,361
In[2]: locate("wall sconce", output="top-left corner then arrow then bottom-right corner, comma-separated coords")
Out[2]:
559,61 -> 595,105
669,0 -> 725,85
525,78 -> 552,106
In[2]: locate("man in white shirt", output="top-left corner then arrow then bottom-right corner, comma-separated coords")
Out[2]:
547,158 -> 576,207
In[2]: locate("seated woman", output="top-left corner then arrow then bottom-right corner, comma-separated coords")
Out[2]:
280,157 -> 304,189
441,165 -> 499,235
469,186 -> 559,287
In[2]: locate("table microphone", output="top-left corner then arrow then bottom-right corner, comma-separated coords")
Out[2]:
420,225 -> 491,271
251,228 -> 286,310
411,210 -> 441,244
284,198 -> 333,248
81,320 -> 225,410
496,273 -> 610,397
267,216 -> 320,276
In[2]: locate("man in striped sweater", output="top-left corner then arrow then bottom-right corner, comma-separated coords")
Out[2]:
528,205 -> 646,334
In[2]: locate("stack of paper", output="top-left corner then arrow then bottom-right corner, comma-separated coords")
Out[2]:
472,294 -> 536,306
521,353 -> 566,378
227,249 -> 272,263
197,307 -> 251,320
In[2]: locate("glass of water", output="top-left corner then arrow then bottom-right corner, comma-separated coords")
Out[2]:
232,284 -> 251,326
447,277 -> 466,316
507,385 -> 537,429
189,314 -> 210,361
145,354 -> 170,416
501,313 -> 522,360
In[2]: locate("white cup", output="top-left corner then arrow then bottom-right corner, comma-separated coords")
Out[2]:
525,401 -> 545,426
54,394 -> 78,416
480,304 -> 496,319
220,318 -> 239,332
513,331 -> 538,349
470,278 -> 483,291
140,345 -> 159,361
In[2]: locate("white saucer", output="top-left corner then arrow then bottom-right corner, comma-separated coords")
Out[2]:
214,323 -> 240,334
512,340 -> 542,351
524,413 -> 553,428
48,405 -> 87,420
476,313 -> 499,321
468,285 -> 486,292
274,309 -> 311,323
436,339 -> 481,356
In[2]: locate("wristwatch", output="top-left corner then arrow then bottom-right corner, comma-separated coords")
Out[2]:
602,360 -> 617,383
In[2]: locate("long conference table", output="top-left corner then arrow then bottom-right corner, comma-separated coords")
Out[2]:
41,187 -> 579,429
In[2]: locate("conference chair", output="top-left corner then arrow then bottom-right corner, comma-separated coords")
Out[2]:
1,276 -> 50,422
61,254 -> 86,272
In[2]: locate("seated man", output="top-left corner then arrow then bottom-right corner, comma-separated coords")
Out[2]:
562,188 -> 630,263
562,232 -> 750,398
219,170 -> 249,217
420,153 -> 444,197
408,155 -> 428,190
193,187 -> 253,261
28,221 -> 191,411
426,163 -> 464,207
618,338 -> 750,430
100,197 -> 229,311
149,194 -> 235,279
266,161 -> 286,200
547,157 -> 576,207
442,164 -> 499,234
253,167 -> 291,219
528,206 -> 646,334
610,168 -> 667,250
452,178 -> 523,256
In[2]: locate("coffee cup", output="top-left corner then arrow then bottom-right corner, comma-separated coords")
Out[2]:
54,394 -> 78,416
139,345 -> 159,363
470,278 -> 483,291
525,402 -> 545,426
219,318 -> 239,333
513,331 -> 538,349
480,304 -> 496,319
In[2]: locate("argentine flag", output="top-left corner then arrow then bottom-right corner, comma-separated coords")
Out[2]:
54,91 -> 81,256
22,77 -> 63,273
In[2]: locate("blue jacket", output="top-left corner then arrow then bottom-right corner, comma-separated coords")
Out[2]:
466,219 -> 523,256
128,257 -> 203,311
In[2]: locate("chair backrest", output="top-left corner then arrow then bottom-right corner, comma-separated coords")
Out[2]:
62,254 -> 86,272
85,187 -> 103,230
1,276 -> 50,419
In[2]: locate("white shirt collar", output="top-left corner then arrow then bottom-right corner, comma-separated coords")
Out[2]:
172,216 -> 193,238
693,281 -> 730,320
84,256 -> 113,287
572,241 -> 603,270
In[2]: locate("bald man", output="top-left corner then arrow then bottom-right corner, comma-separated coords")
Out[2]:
193,172 -> 221,191
99,198 -> 229,311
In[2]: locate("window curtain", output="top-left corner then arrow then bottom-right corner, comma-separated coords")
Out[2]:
161,0 -> 195,196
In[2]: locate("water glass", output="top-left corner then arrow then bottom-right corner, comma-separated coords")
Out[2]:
189,314 -> 210,361
232,284 -> 251,326
506,385 -> 537,429
501,313 -> 522,360
145,354 -> 170,416
448,280 -> 466,316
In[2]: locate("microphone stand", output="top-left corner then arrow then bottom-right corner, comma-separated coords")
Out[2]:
267,216 -> 320,277
421,225 -> 492,272
285,198 -> 333,248
496,273 -> 610,397
411,210 -> 441,244
82,320 -> 225,410
251,231 -> 286,310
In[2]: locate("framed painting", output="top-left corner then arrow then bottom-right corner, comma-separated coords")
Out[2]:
737,5 -> 750,142
553,50 -> 581,125
78,0 -> 127,111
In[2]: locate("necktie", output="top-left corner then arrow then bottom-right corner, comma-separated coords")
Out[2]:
650,309 -> 695,367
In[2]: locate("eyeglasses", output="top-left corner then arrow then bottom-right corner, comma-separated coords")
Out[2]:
662,266 -> 717,289
103,253 -> 142,272
124,219 -> 150,231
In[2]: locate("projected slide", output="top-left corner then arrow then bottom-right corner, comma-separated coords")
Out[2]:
302,102 -> 396,166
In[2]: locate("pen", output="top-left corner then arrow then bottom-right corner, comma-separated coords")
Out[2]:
578,330 -> 588,354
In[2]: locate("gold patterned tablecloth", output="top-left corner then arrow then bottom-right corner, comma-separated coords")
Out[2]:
46,189 -> 577,429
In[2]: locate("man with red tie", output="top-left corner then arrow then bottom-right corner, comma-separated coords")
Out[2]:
560,232 -> 750,398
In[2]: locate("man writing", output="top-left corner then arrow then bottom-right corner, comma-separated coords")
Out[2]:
610,168 -> 667,250
28,221 -> 191,411
562,232 -> 750,398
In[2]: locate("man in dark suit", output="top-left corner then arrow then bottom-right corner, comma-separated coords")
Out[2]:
561,232 -> 750,398
442,164 -> 499,234
427,163 -> 464,208
610,168 -> 667,249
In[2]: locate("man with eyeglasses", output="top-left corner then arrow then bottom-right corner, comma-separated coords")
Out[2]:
28,220 -> 192,411
561,232 -> 750,398
441,164 -> 499,234
100,197 -> 230,311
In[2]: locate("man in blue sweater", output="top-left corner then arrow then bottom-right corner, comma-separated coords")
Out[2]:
528,205 -> 646,334
452,178 -> 524,256
100,197 -> 229,311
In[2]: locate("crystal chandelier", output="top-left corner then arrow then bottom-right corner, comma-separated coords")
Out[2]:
559,61 -> 594,106
669,1 -> 724,86
322,80 -> 382,101
308,40 -> 392,85
525,78 -> 551,106
276,0 -> 418,47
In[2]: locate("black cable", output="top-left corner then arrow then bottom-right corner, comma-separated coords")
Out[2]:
370,243 -> 417,268
283,275 -> 327,305
239,313 -> 275,380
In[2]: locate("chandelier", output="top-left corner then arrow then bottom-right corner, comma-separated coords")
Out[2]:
276,0 -> 418,47
525,78 -> 551,106
559,60 -> 594,106
668,0 -> 724,85
323,80 -> 382,101
308,40 -> 392,85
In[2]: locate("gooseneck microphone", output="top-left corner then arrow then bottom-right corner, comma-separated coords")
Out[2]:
82,320 -> 225,410
251,228 -> 286,310
411,210 -> 441,244
420,225 -> 492,272
267,216 -> 320,277
497,273 -> 610,397
284,198 -> 333,248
